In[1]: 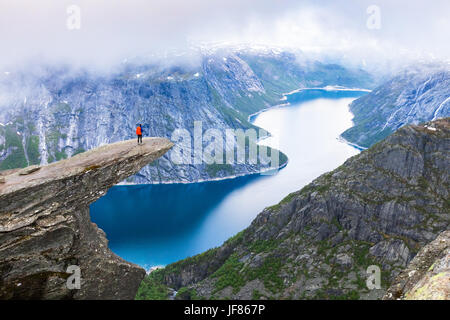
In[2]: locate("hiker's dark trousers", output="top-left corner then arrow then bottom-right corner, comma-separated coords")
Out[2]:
138,135 -> 142,144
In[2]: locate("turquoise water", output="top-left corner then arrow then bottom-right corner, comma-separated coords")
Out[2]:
90,89 -> 367,269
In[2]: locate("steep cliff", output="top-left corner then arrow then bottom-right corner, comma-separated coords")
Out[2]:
384,230 -> 449,300
137,118 -> 449,300
0,137 -> 173,299
0,49 -> 372,183
341,64 -> 450,148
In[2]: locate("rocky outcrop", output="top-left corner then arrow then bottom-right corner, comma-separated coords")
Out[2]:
384,230 -> 449,300
138,119 -> 449,300
0,137 -> 173,299
342,64 -> 450,148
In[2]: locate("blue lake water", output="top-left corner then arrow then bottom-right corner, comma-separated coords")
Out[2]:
90,89 -> 367,270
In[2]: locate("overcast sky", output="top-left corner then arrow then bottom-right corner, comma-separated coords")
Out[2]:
0,0 -> 449,71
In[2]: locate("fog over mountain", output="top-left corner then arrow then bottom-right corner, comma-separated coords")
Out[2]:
1,0 -> 449,72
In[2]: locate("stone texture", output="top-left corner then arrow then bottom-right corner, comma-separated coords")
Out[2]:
0,137 -> 173,299
384,230 -> 450,300
18,165 -> 41,175
142,119 -> 449,300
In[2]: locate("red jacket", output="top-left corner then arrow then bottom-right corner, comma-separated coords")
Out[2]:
136,126 -> 142,135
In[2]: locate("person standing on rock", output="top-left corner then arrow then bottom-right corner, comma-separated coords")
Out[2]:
136,124 -> 143,145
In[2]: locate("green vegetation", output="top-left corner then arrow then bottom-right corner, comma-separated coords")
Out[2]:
252,289 -> 264,300
135,247 -> 221,300
54,150 -> 68,161
0,125 -> 28,170
212,254 -> 246,294
45,131 -> 61,146
353,243 -> 376,267
72,148 -> 86,156
26,135 -> 40,165
211,251 -> 285,296
207,83 -> 254,128
205,163 -> 234,178
135,269 -> 169,300
175,287 -> 201,300
224,230 -> 246,247
417,176 -> 429,190
245,256 -> 284,294
314,288 -> 360,300
248,239 -> 280,254
265,190 -> 300,211
164,247 -> 219,275
316,240 -> 332,257
334,290 -> 360,300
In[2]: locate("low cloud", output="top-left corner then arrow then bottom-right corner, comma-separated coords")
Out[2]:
0,0 -> 449,72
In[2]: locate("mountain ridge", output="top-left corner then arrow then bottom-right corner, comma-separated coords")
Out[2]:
342,64 -> 450,148
137,118 -> 449,300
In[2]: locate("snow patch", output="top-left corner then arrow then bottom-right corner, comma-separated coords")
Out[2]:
382,108 -> 401,131
432,96 -> 450,121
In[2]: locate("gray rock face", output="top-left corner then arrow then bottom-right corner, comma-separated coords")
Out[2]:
139,119 -> 449,300
0,137 -> 173,299
342,64 -> 450,148
384,230 -> 450,300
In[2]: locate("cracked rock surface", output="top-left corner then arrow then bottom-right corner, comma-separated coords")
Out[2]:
0,137 -> 173,299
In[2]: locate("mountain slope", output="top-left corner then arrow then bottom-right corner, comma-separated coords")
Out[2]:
137,118 -> 449,300
0,50 -> 373,183
341,64 -> 450,148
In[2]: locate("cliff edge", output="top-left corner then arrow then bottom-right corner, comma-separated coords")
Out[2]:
384,230 -> 449,300
0,137 -> 173,299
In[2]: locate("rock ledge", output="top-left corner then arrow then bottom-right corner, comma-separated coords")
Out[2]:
0,137 -> 173,299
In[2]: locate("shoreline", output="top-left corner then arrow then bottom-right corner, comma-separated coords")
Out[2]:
283,85 -> 372,96
118,86 -> 369,187
337,135 -> 368,151
117,159 -> 289,186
